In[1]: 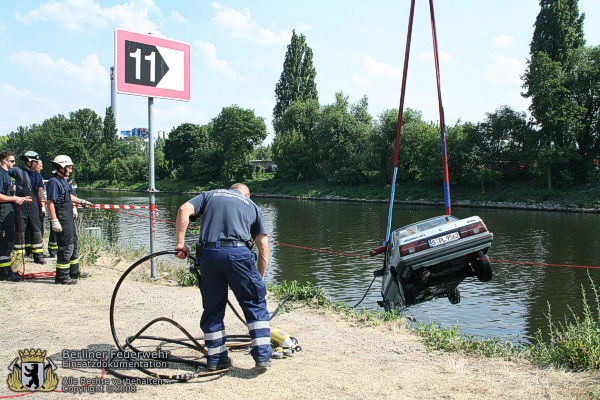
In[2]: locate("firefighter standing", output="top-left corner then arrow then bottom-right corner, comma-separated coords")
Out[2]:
0,151 -> 31,282
174,183 -> 273,371
25,158 -> 47,257
8,151 -> 46,265
45,155 -> 92,285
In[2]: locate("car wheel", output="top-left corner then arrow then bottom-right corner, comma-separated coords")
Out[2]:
447,287 -> 460,304
472,252 -> 493,282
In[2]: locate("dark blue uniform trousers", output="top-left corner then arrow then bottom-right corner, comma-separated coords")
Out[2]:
199,246 -> 272,364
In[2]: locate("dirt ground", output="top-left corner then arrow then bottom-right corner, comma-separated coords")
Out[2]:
1,254 -> 598,400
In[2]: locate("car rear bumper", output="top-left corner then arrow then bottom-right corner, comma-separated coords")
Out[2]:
396,232 -> 493,272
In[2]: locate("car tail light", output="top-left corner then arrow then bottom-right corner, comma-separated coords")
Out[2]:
459,221 -> 488,238
399,239 -> 430,256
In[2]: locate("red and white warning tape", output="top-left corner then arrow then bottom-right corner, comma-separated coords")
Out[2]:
76,204 -> 149,210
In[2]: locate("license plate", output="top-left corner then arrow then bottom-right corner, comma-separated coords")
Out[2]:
429,232 -> 460,247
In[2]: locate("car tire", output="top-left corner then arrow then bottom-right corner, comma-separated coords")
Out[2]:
447,287 -> 460,304
472,252 -> 493,282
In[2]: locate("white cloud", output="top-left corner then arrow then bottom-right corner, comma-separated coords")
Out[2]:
195,39 -> 247,82
0,83 -> 55,132
9,51 -> 108,94
484,54 -> 524,85
491,34 -> 515,49
352,73 -> 373,90
419,51 -> 457,64
169,10 -> 188,24
362,54 -> 403,78
210,2 -> 291,46
15,0 -> 162,35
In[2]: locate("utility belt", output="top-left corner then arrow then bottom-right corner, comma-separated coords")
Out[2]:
197,240 -> 254,251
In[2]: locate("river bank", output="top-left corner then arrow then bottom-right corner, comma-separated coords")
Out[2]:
82,178 -> 600,214
2,254 -> 598,399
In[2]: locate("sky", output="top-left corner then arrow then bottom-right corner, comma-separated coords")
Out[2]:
1,0 -> 599,145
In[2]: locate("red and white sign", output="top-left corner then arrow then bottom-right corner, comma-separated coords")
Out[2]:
115,29 -> 191,101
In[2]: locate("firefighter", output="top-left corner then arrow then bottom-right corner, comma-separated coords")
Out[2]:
25,158 -> 47,258
0,151 -> 31,282
8,151 -> 46,265
174,183 -> 273,371
45,155 -> 92,285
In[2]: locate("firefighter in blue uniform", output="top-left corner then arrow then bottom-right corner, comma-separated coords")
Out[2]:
46,155 -> 92,285
24,158 -> 47,258
8,151 -> 46,265
175,183 -> 273,371
0,150 -> 31,282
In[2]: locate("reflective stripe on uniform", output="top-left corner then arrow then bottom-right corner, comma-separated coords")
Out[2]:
56,263 -> 70,269
69,258 -> 79,265
251,337 -> 271,346
206,344 -> 227,355
247,321 -> 270,331
32,243 -> 43,250
204,330 -> 225,341
0,260 -> 11,268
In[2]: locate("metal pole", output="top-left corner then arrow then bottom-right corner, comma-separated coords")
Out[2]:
148,97 -> 157,278
110,66 -> 118,131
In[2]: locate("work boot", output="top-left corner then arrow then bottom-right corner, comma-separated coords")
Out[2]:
55,268 -> 77,285
0,267 -> 21,282
206,356 -> 232,371
47,249 -> 57,258
69,264 -> 89,279
33,254 -> 47,265
254,360 -> 272,370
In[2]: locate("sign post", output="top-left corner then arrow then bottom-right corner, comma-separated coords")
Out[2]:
115,29 -> 191,278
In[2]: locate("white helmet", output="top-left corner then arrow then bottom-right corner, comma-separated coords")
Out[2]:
52,155 -> 74,169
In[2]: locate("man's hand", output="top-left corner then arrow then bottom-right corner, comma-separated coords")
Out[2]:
73,208 -> 78,219
13,196 -> 31,206
80,199 -> 93,208
51,219 -> 62,233
40,207 -> 46,218
174,244 -> 190,259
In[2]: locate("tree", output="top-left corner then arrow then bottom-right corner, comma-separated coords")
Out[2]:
567,46 -> 600,182
103,107 -> 118,145
210,106 -> 267,181
272,99 -> 321,180
316,93 -> 372,185
529,0 -> 585,64
371,108 -> 433,183
273,30 -> 318,127
272,130 -> 310,181
164,123 -> 209,179
523,0 -> 586,189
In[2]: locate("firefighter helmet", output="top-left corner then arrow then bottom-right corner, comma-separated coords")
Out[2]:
52,155 -> 74,170
20,150 -> 40,163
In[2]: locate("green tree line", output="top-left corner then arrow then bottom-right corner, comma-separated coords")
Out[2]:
2,1 -> 598,190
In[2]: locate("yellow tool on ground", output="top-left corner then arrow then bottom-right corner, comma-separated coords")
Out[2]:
270,328 -> 302,356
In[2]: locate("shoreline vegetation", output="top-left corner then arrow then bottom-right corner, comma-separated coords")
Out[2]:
73,227 -> 600,382
81,176 -> 600,214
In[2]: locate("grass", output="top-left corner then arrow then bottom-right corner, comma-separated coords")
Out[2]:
528,273 -> 600,371
268,278 -> 600,373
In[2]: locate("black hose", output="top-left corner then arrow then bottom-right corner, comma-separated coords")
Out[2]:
108,250 -> 249,382
109,250 -> 295,383
352,274 -> 378,309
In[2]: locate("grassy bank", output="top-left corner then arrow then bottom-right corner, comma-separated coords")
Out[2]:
84,175 -> 600,210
